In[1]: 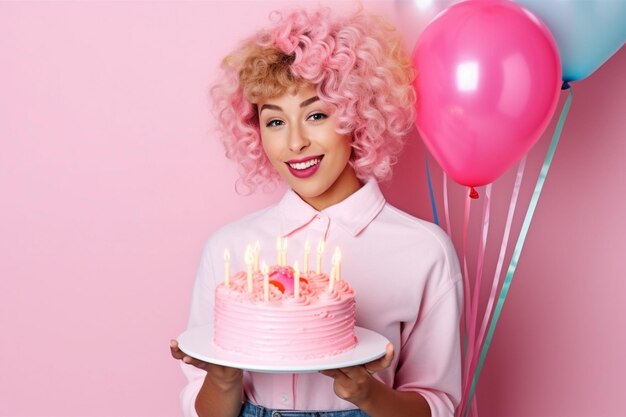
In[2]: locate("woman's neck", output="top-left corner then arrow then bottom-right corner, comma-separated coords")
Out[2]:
298,165 -> 363,211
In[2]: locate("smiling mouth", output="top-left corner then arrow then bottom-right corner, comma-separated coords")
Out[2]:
287,157 -> 322,170
285,155 -> 323,179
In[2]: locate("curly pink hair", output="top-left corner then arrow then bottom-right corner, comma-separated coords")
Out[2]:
211,6 -> 415,193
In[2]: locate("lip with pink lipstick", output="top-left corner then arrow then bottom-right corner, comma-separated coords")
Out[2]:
285,155 -> 324,179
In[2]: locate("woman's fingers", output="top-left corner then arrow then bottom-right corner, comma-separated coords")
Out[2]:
319,368 -> 345,379
170,339 -> 186,360
169,339 -> 209,370
320,342 -> 394,383
170,339 -> 244,382
364,343 -> 394,374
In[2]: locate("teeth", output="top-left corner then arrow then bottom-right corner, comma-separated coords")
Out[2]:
289,158 -> 320,170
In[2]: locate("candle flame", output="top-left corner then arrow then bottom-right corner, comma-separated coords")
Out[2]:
224,249 -> 230,261
244,245 -> 253,264
317,239 -> 325,254
332,247 -> 341,264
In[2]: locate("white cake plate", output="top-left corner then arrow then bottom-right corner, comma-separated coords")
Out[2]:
177,324 -> 389,373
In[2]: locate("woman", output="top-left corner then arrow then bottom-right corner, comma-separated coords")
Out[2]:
171,6 -> 462,417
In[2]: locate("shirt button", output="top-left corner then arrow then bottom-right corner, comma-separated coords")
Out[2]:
280,393 -> 289,404
272,412 -> 282,417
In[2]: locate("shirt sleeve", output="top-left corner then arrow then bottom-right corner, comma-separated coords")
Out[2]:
395,241 -> 463,417
179,239 -> 216,417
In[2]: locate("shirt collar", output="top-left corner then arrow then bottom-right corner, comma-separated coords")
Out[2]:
278,179 -> 386,237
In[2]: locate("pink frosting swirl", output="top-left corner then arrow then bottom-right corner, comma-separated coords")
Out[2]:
283,292 -> 312,306
333,280 -> 354,297
317,289 -> 343,302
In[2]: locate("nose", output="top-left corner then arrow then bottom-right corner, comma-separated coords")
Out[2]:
288,124 -> 310,153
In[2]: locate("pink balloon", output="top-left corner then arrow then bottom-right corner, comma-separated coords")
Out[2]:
413,0 -> 562,187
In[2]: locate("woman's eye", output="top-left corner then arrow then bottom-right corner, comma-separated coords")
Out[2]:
307,112 -> 328,121
266,119 -> 284,128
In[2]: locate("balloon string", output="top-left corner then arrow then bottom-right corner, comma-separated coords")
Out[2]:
460,189 -> 473,386
444,171 -> 452,237
462,87 -> 573,417
472,183 -> 491,329
425,152 -> 440,226
460,155 -> 526,417
460,183 -> 491,415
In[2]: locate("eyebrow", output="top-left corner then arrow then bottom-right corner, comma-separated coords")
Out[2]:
259,96 -> 320,114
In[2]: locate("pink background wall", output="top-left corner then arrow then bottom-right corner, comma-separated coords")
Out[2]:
1,2 -> 624,416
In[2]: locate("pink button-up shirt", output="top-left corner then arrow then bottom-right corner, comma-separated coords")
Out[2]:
180,180 -> 463,416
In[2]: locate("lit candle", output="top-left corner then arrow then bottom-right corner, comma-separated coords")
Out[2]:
245,244 -> 253,292
262,261 -> 269,302
294,261 -> 300,299
328,263 -> 336,293
316,239 -> 325,274
333,247 -> 342,281
224,249 -> 231,288
281,237 -> 288,266
253,240 -> 260,272
303,240 -> 310,273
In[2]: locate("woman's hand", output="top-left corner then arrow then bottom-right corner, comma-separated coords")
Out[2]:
319,342 -> 394,407
170,339 -> 243,391
170,339 -> 244,417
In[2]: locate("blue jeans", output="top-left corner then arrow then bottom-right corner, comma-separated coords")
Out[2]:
239,401 -> 371,417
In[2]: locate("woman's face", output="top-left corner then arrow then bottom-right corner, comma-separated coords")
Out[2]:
258,84 -> 361,210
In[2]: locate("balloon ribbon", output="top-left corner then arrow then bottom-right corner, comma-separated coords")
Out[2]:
425,152 -> 440,226
462,87 -> 573,417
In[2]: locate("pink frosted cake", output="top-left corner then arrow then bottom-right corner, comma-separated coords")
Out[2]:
213,264 -> 357,359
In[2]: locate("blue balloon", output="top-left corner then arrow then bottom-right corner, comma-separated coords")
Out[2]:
515,0 -> 626,82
